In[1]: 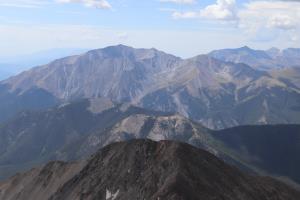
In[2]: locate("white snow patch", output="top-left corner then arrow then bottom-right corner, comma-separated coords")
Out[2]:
106,189 -> 120,200
147,134 -> 165,141
258,115 -> 267,124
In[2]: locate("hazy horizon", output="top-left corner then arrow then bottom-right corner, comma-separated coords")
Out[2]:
0,0 -> 299,58
0,44 -> 297,60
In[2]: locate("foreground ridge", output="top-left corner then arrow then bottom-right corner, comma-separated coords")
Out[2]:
1,139 -> 299,200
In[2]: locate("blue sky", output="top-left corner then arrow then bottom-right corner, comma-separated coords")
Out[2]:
0,0 -> 299,58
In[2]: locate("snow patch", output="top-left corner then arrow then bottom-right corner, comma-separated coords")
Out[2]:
147,133 -> 165,141
106,189 -> 120,200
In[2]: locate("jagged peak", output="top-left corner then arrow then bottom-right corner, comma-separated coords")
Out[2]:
239,45 -> 252,51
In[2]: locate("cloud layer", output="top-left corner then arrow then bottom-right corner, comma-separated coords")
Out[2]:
56,0 -> 111,9
239,1 -> 300,30
159,0 -> 196,4
168,0 -> 300,42
171,0 -> 237,21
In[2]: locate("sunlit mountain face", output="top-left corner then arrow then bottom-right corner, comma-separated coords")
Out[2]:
1,45 -> 300,129
0,0 -> 299,199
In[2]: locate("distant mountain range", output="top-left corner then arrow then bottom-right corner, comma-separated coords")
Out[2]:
1,140 -> 300,200
1,98 -> 300,187
1,45 -> 299,129
209,46 -> 300,70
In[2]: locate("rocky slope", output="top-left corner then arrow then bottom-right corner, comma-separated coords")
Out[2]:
138,55 -> 300,129
1,45 -> 299,129
1,140 -> 300,200
0,161 -> 86,200
270,67 -> 300,89
1,98 -> 300,186
0,98 -> 215,180
2,45 -> 180,102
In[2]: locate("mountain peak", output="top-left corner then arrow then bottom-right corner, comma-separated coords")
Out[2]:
104,44 -> 134,50
84,44 -> 177,61
239,45 -> 252,51
86,44 -> 136,58
208,46 -> 276,70
2,139 -> 300,200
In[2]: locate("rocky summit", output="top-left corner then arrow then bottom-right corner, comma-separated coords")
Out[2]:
1,140 -> 300,200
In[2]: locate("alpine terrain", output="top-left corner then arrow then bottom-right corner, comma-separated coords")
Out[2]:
1,140 -> 300,200
1,45 -> 300,129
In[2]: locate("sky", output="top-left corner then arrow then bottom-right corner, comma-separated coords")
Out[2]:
0,0 -> 299,58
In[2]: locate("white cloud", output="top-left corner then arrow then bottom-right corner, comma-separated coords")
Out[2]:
170,0 -> 237,21
200,0 -> 237,20
238,1 -> 300,30
56,0 -> 111,9
267,14 -> 297,30
168,0 -> 300,43
237,1 -> 300,42
159,0 -> 196,4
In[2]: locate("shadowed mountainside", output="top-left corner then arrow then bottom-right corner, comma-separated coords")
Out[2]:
0,98 -> 300,186
1,140 -> 300,200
